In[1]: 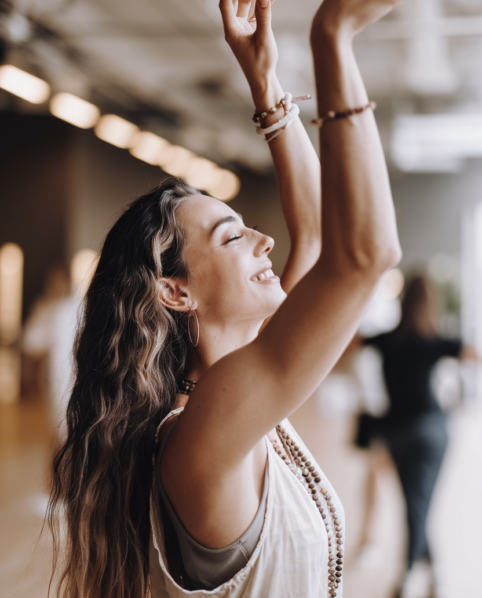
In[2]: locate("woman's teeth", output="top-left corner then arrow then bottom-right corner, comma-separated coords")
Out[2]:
253,269 -> 275,282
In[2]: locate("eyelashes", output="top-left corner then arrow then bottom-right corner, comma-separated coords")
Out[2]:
223,225 -> 257,245
224,235 -> 242,245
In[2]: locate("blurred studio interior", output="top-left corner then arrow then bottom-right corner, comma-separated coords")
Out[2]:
1,0 -> 482,597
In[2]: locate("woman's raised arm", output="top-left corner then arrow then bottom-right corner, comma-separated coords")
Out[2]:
220,0 -> 322,293
165,0 -> 402,534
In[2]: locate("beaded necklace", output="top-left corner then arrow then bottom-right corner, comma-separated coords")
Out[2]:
177,378 -> 344,597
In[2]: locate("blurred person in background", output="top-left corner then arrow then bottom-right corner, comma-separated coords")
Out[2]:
22,265 -> 70,399
47,249 -> 99,442
23,254 -> 98,447
47,0 -> 403,597
354,274 -> 477,598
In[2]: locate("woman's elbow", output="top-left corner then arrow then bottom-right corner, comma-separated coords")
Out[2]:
380,242 -> 402,271
349,240 -> 402,276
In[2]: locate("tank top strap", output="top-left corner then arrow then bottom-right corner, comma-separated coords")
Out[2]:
155,407 -> 185,445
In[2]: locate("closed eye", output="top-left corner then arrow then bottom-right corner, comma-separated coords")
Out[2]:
224,235 -> 243,245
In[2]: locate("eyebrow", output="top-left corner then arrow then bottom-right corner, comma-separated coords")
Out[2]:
208,213 -> 243,238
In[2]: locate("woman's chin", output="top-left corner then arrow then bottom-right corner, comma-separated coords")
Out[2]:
264,286 -> 288,314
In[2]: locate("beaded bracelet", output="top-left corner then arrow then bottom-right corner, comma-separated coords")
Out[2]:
253,93 -> 311,124
252,96 -> 286,124
311,101 -> 376,128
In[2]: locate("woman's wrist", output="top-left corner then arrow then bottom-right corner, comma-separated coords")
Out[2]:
311,30 -> 368,116
311,23 -> 353,56
250,75 -> 284,114
310,5 -> 356,52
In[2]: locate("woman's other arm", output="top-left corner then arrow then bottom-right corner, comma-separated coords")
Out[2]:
187,0 -> 402,452
164,0 -> 402,547
221,0 -> 321,294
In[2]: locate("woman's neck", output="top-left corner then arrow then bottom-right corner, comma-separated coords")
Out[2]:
184,318 -> 264,381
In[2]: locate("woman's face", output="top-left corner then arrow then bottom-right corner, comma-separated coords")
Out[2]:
178,195 -> 287,326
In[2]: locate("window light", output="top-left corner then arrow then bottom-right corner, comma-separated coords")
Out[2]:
71,248 -> 99,297
0,243 -> 24,344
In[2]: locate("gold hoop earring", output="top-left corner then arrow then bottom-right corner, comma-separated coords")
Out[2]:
187,309 -> 199,347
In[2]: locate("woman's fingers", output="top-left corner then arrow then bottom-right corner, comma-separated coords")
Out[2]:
237,0 -> 253,18
254,0 -> 272,36
248,0 -> 257,22
219,0 -> 237,32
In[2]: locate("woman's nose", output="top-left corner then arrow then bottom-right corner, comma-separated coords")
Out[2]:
255,233 -> 274,257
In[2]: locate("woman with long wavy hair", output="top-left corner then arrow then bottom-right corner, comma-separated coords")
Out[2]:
48,0 -> 402,596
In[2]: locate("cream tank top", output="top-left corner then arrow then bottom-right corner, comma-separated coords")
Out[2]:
149,408 -> 345,598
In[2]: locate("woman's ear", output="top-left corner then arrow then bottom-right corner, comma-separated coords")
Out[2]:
158,278 -> 196,313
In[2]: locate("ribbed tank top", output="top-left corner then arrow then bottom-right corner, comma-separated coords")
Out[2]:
150,408 -> 345,598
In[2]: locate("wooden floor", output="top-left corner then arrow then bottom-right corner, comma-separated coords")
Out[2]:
0,394 -> 54,598
1,393 -> 481,598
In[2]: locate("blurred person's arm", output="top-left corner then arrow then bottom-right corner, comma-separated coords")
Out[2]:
425,337 -> 480,362
221,0 -> 321,294
460,345 -> 479,360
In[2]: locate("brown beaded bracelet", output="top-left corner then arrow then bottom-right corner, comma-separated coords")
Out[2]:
253,93 -> 312,124
252,96 -> 287,124
311,101 -> 377,128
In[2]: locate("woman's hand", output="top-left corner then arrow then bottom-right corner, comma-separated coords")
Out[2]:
219,0 -> 281,108
311,0 -> 403,44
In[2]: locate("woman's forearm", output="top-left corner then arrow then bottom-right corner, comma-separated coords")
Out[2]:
251,78 -> 322,292
219,0 -> 322,291
312,32 -> 401,274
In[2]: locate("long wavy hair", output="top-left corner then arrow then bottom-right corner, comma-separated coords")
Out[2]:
48,178 -> 199,598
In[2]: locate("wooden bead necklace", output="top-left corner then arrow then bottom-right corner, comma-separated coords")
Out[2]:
272,425 -> 344,597
178,378 -> 344,596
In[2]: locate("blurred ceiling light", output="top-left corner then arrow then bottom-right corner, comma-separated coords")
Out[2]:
95,115 -> 139,149
71,248 -> 99,297
129,131 -> 170,165
50,92 -> 100,129
206,169 -> 240,202
184,158 -> 219,190
378,268 -> 405,301
0,243 -> 24,345
159,146 -> 195,177
5,11 -> 32,43
0,65 -> 50,104
391,113 -> 482,172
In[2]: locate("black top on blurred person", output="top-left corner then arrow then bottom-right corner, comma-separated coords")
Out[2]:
363,274 -> 462,423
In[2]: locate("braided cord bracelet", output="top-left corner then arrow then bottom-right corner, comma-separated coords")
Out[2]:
254,92 -> 309,143
255,103 -> 300,142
